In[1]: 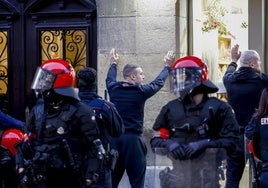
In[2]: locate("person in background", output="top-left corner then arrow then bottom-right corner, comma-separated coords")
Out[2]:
245,87 -> 268,188
77,67 -> 124,188
106,48 -> 175,188
0,109 -> 25,130
150,55 -> 239,188
15,59 -> 101,188
0,109 -> 25,188
223,44 -> 268,188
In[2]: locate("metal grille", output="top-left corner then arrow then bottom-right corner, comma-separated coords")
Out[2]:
40,29 -> 87,71
0,30 -> 8,112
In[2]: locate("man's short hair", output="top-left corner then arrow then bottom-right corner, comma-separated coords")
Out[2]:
122,64 -> 141,79
77,67 -> 97,84
240,50 -> 260,66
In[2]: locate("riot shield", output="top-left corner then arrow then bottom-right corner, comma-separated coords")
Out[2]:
151,148 -> 227,188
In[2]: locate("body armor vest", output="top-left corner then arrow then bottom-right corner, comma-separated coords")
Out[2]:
169,97 -> 221,143
31,104 -> 80,169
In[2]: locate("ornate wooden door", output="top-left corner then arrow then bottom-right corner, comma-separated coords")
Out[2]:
0,0 -> 97,120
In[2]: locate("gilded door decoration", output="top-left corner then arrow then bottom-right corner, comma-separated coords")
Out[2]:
40,29 -> 87,72
0,31 -> 8,111
0,31 -> 8,94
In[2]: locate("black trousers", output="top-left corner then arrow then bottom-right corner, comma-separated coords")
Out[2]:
0,165 -> 19,188
111,132 -> 147,188
226,134 -> 246,188
46,167 -> 81,188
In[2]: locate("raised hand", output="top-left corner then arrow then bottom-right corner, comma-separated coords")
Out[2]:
109,48 -> 119,65
231,44 -> 241,63
164,50 -> 175,67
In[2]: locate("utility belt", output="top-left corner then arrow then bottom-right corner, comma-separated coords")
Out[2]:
33,144 -> 69,169
102,148 -> 118,171
94,139 -> 119,171
20,140 -> 83,186
172,122 -> 209,139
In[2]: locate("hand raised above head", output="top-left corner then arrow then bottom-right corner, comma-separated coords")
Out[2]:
109,48 -> 119,65
231,44 -> 241,63
164,50 -> 175,67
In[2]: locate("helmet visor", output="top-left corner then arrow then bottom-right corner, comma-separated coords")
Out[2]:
169,67 -> 202,93
31,67 -> 56,92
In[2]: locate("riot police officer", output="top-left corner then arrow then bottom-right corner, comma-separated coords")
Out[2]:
245,87 -> 268,188
16,59 -> 101,188
0,110 -> 25,130
1,128 -> 24,188
0,110 -> 25,188
150,56 -> 239,188
77,67 -> 124,188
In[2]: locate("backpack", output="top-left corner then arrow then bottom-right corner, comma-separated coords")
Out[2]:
89,98 -> 124,137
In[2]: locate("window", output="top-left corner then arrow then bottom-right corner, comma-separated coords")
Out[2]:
192,0 -> 248,84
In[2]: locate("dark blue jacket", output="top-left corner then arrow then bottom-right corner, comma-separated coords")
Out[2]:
0,109 -> 24,130
245,116 -> 268,161
78,91 -> 124,145
106,64 -> 170,134
223,62 -> 268,126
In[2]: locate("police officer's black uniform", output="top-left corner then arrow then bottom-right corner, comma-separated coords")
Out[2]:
246,114 -> 268,188
152,95 -> 239,150
16,59 -> 101,188
151,95 -> 239,188
151,56 -> 239,188
0,110 -> 25,188
77,67 -> 124,188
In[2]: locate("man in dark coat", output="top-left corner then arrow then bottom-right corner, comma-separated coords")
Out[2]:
106,48 -> 175,188
223,44 -> 268,188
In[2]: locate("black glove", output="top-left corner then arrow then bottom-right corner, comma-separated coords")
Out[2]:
184,139 -> 211,158
165,139 -> 186,160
